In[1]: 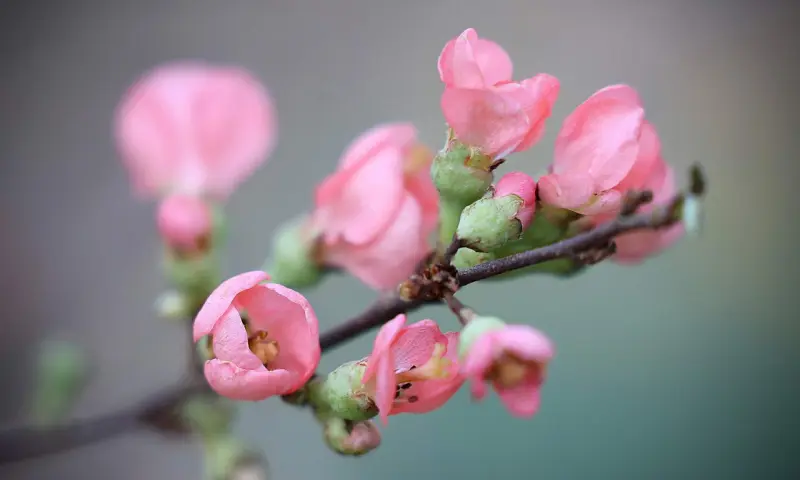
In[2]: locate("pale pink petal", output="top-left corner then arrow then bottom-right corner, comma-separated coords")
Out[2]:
438,28 -> 513,88
363,314 -> 407,382
234,284 -> 320,384
391,320 -> 448,371
391,332 -> 464,415
495,378 -> 542,417
509,74 -> 561,153
573,189 -> 624,216
314,146 -> 406,246
156,194 -> 212,250
191,67 -> 277,198
192,271 -> 269,341
204,359 -> 296,401
491,326 -> 555,362
323,193 -> 428,290
375,355 -> 396,425
404,169 -> 440,236
553,84 -> 644,189
495,171 -> 537,229
461,334 -> 496,379
537,173 -> 595,210
441,86 -> 530,158
211,307 -> 263,370
615,121 -> 662,193
337,123 -> 417,170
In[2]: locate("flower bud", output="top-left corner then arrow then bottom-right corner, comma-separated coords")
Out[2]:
451,247 -> 496,270
314,361 -> 379,422
323,417 -> 381,456
431,139 -> 493,205
456,172 -> 536,252
263,216 -> 323,289
157,194 -> 213,254
154,289 -> 190,321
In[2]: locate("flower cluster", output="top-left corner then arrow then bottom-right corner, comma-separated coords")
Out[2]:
111,26 -> 697,463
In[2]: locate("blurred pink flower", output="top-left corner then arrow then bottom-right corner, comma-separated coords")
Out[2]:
115,61 -> 276,199
538,84 -> 661,215
362,315 -> 462,424
438,28 -> 560,158
312,123 -> 438,290
462,324 -> 554,418
494,171 -> 537,230
192,271 -> 320,401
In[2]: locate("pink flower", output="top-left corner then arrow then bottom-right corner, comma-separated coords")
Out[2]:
438,28 -> 560,159
156,193 -> 212,253
462,324 -> 554,418
595,159 -> 685,263
192,271 -> 320,401
494,171 -> 537,230
361,315 -> 462,424
539,85 -> 663,215
115,61 -> 276,200
311,123 -> 439,290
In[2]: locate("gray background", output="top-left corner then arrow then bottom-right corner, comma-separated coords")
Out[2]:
1,0 -> 798,479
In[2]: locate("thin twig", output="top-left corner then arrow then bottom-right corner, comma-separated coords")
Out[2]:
443,292 -> 476,325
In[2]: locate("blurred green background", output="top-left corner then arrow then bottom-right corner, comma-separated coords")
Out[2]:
1,0 -> 798,478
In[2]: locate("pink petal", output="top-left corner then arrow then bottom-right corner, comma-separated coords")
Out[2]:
573,189 -> 624,216
391,320 -> 448,371
495,171 -> 537,229
553,84 -> 644,190
363,314 -> 407,382
314,144 -> 406,246
441,86 -> 530,158
192,271 -> 269,341
337,123 -> 417,170
438,28 -> 513,88
404,168 -> 440,236
211,307 -> 263,370
323,193 -> 429,290
495,376 -> 542,417
375,355 -> 397,425
537,173 -> 595,210
491,325 -> 555,362
234,283 -> 320,384
391,332 -> 464,415
615,121 -> 662,193
204,359 -> 296,401
509,74 -> 561,153
461,334 -> 496,379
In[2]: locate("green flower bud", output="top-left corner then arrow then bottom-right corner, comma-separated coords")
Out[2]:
204,436 -> 269,480
263,216 -> 323,289
458,316 -> 507,359
431,141 -> 493,205
181,394 -> 236,439
451,247 -> 497,269
154,289 -> 190,321
456,194 -> 526,252
323,417 -> 381,456
310,361 -> 378,422
163,250 -> 220,312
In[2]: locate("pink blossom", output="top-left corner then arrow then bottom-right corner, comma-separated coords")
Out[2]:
156,193 -> 212,253
595,159 -> 685,263
538,85 -> 663,215
494,171 -> 537,230
115,61 -> 276,199
462,324 -> 554,418
192,271 -> 320,401
361,315 -> 462,424
438,28 -> 560,158
311,123 -> 439,290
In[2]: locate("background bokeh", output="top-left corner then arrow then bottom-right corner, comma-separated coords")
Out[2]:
1,0 -> 798,478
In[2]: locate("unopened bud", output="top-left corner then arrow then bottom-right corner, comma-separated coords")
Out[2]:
456,172 -> 536,252
314,361 -> 378,422
451,247 -> 496,270
323,417 -> 381,456
157,194 -> 213,254
263,216 -> 323,289
431,139 -> 493,205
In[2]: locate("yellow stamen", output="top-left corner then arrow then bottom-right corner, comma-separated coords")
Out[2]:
395,343 -> 451,383
248,330 -> 280,366
487,352 -> 545,389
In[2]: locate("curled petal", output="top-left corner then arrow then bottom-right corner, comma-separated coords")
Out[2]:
192,271 -> 269,341
537,173 -> 594,210
438,28 -> 514,88
204,359 -> 296,401
363,314 -> 407,383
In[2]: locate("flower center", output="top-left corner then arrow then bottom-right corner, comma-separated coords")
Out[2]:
248,330 -> 280,366
487,352 -> 545,389
394,343 -> 451,385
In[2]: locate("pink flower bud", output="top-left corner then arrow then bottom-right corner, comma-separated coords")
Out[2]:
494,171 -> 537,230
438,28 -> 560,158
156,194 -> 212,253
192,271 -> 320,401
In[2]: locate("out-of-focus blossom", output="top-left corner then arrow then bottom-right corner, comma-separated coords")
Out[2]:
438,28 -> 560,158
192,271 -> 320,401
311,123 -> 438,290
